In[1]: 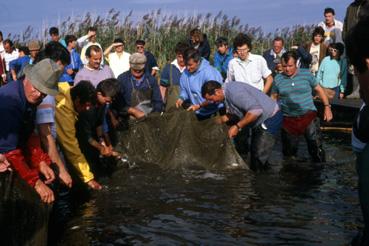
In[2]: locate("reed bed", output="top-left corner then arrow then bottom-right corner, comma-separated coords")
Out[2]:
6,9 -> 315,68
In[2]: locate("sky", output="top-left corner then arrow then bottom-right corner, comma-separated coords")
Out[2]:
0,0 -> 353,37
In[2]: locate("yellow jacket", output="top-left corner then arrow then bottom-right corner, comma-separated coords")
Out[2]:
55,82 -> 94,183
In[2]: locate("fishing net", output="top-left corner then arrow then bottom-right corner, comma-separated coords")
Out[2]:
115,110 -> 247,170
0,171 -> 50,246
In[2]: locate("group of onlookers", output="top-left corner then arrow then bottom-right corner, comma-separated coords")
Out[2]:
0,1 -> 369,244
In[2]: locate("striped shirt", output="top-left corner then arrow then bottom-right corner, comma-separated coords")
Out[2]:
272,69 -> 317,116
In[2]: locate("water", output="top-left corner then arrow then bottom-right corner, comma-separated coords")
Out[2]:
58,132 -> 361,245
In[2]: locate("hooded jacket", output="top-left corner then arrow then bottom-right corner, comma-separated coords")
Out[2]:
179,59 -> 222,116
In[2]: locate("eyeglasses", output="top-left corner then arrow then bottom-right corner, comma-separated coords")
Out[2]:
329,48 -> 338,52
136,45 -> 144,49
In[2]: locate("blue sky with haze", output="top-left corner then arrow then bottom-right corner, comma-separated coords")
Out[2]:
0,0 -> 352,37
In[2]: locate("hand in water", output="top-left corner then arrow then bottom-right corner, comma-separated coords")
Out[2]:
87,179 -> 102,190
0,154 -> 11,172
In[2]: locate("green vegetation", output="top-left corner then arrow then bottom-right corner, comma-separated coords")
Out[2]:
9,9 -> 315,68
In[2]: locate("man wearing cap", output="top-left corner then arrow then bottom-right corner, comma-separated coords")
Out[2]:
113,52 -> 163,121
8,41 -> 40,82
74,45 -> 114,87
135,40 -> 159,77
28,40 -> 41,64
0,58 -> 62,204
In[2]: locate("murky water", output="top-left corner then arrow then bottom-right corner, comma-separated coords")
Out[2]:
58,132 -> 361,245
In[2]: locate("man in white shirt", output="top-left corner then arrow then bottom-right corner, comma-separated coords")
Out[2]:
227,33 -> 272,93
0,31 -> 4,58
77,27 -> 103,65
318,7 -> 344,45
2,39 -> 19,83
104,38 -> 130,78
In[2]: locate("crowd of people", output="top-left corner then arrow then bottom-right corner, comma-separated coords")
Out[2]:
0,1 -> 369,244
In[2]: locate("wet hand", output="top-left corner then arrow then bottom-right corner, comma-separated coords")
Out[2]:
34,179 -> 55,204
129,107 -> 145,119
175,99 -> 183,108
187,104 -> 200,112
100,146 -> 112,157
134,109 -> 146,119
39,162 -> 55,185
0,154 -> 11,172
87,179 -> 102,190
228,125 -> 239,139
59,168 -> 73,188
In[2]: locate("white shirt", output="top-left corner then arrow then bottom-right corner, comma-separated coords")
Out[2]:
0,43 -> 4,59
226,53 -> 271,91
318,20 -> 343,45
3,49 -> 19,71
80,42 -> 103,65
309,43 -> 321,75
107,51 -> 131,78
171,59 -> 186,73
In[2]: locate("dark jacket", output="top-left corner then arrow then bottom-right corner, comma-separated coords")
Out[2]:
304,42 -> 328,65
263,49 -> 286,72
189,34 -> 211,60
296,46 -> 312,69
0,80 -> 50,187
343,0 -> 369,41
112,71 -> 163,117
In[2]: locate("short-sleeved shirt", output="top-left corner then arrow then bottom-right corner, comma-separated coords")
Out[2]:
3,49 -> 19,71
36,95 -> 56,138
272,69 -> 318,116
226,53 -> 271,91
9,56 -> 31,78
224,82 -> 278,128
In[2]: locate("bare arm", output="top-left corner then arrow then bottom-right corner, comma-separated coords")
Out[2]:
38,123 -> 72,187
228,112 -> 259,138
314,84 -> 333,122
263,75 -> 273,94
271,93 -> 279,101
159,85 -> 167,102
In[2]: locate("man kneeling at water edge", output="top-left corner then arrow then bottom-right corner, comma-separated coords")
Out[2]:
201,80 -> 283,171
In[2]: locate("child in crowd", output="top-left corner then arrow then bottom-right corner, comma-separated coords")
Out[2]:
213,37 -> 233,80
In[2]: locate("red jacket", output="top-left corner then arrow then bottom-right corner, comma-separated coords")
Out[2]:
4,134 -> 51,187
